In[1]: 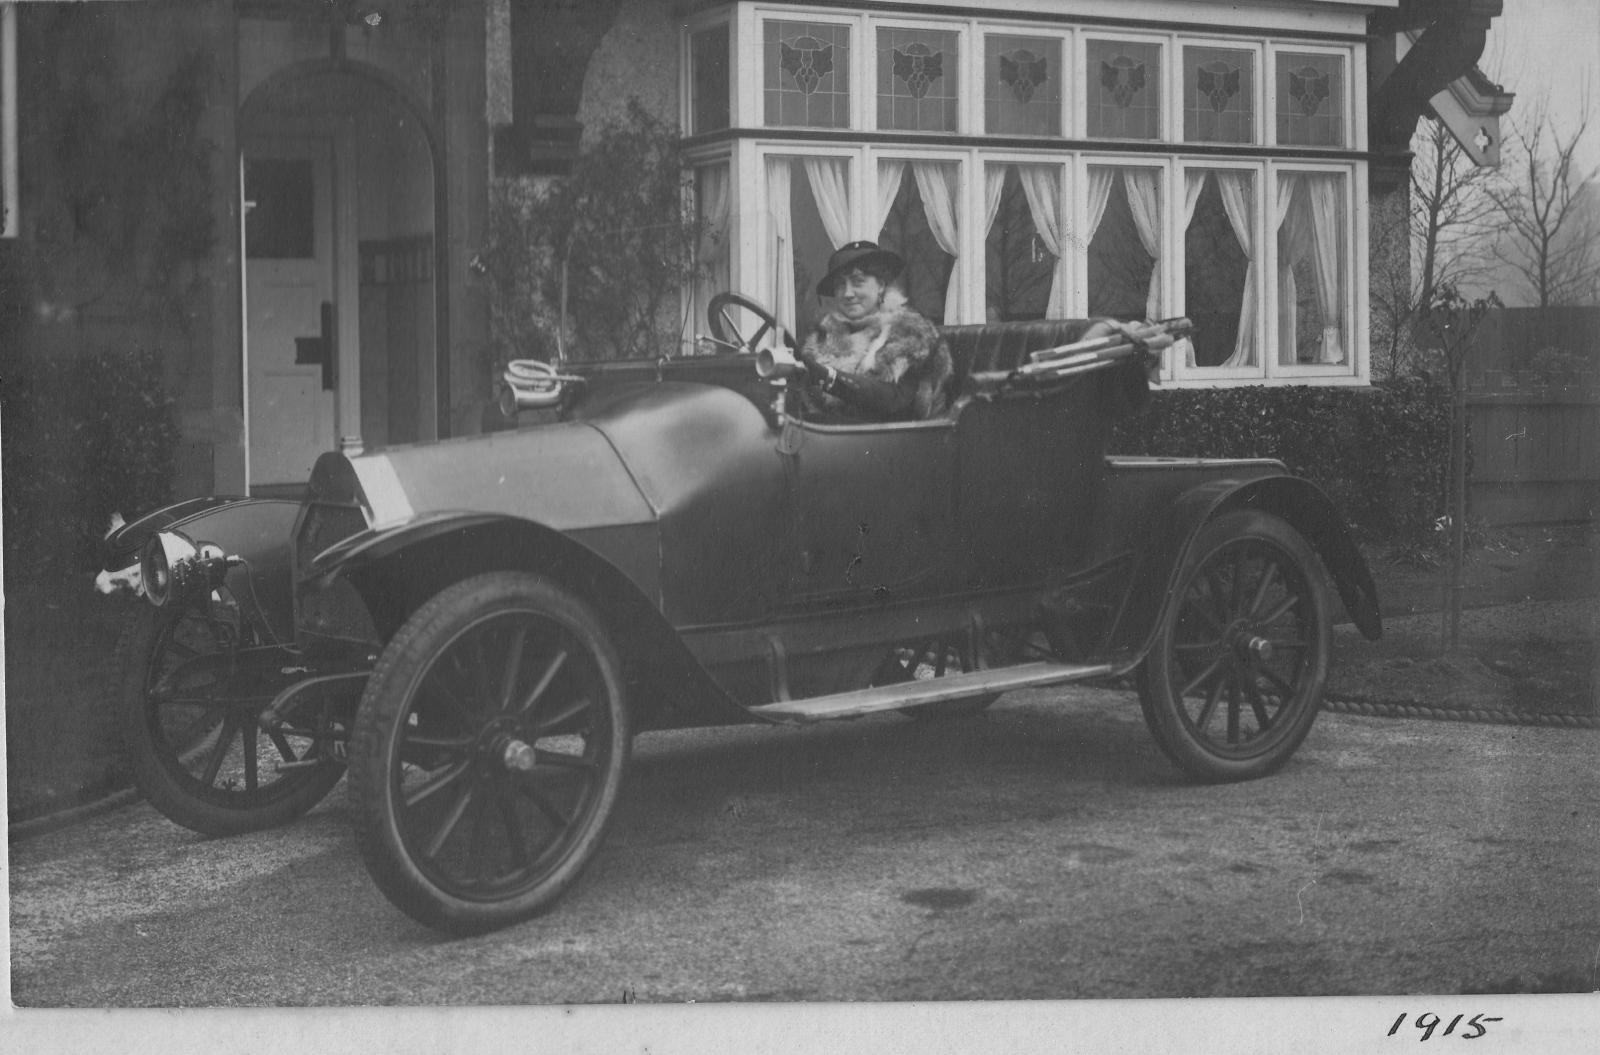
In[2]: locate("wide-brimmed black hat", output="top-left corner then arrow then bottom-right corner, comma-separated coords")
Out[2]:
816,240 -> 904,297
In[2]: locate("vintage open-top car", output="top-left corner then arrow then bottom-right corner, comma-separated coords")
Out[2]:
105,295 -> 1381,934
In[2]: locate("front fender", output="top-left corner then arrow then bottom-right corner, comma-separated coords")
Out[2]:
1107,476 -> 1382,657
104,496 -> 301,644
303,512 -> 743,731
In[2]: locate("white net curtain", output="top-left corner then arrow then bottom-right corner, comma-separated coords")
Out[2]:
694,164 -> 732,333
765,155 -> 854,333
1180,169 -> 1257,368
1276,172 -> 1345,365
1084,165 -> 1164,322
981,163 -> 1070,320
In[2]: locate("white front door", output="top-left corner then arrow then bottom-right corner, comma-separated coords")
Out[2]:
243,138 -> 338,487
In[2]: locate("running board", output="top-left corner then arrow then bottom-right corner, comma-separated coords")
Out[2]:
748,661 -> 1116,723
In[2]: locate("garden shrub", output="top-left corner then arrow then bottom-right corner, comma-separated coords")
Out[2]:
1108,378 -> 1451,547
479,100 -> 703,371
2,349 -> 179,584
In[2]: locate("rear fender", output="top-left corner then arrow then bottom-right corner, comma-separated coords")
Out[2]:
308,514 -> 743,731
103,497 -> 301,645
1106,476 -> 1382,657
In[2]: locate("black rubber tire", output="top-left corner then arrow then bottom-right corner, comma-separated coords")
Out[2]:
117,604 -> 345,837
1136,510 -> 1331,782
349,572 -> 631,934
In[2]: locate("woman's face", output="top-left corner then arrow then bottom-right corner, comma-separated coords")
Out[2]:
835,268 -> 886,321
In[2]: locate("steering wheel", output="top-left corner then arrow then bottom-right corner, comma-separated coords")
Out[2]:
705,292 -> 795,355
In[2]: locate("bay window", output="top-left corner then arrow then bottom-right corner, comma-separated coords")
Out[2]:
682,5 -> 1369,386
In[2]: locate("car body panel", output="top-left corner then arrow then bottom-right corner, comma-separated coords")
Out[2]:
117,333 -> 1381,728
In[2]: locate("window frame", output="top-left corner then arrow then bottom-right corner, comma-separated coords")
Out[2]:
753,7 -> 862,132
1077,153 -> 1173,366
980,27 -> 1072,139
1177,37 -> 1264,147
867,144 -> 972,323
1265,160 -> 1365,383
1078,30 -> 1169,143
1170,159 -> 1268,383
868,14 -> 970,135
750,141 -> 862,332
682,10 -> 735,138
1266,41 -> 1356,151
977,152 -> 1074,324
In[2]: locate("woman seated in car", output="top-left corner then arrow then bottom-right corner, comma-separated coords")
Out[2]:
797,241 -> 1151,423
796,241 -> 953,424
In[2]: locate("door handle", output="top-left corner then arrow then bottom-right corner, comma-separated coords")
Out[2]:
320,300 -> 337,391
292,300 -> 337,391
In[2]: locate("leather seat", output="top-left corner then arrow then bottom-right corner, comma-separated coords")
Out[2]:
940,319 -> 1100,396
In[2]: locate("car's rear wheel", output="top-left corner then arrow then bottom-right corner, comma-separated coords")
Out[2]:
349,572 -> 630,934
1136,510 -> 1330,782
117,603 -> 346,836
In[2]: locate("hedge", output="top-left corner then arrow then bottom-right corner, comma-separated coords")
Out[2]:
2,349 -> 180,584
1108,378 -> 1451,547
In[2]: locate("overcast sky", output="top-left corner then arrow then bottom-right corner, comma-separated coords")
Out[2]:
1481,0 -> 1600,175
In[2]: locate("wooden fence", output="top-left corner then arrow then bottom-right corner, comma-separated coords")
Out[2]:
1453,307 -> 1599,524
1469,388 -> 1600,524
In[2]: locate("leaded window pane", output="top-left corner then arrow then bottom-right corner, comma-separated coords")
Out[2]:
985,34 -> 1061,136
1184,171 -> 1256,366
764,20 -> 851,129
1085,39 -> 1161,140
1276,171 -> 1348,364
877,163 -> 959,322
1276,52 -> 1345,146
1184,47 -> 1254,144
984,166 -> 1057,321
691,24 -> 730,135
877,27 -> 959,132
1087,166 -> 1162,318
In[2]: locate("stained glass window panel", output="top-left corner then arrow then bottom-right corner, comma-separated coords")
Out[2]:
877,27 -> 959,132
1276,52 -> 1345,146
985,34 -> 1062,136
691,24 -> 730,134
1086,39 -> 1161,140
764,20 -> 851,129
1183,47 -> 1254,143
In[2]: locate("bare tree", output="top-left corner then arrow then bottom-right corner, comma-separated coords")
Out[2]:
1371,115 -> 1497,380
1486,98 -> 1600,308
1413,115 -> 1499,308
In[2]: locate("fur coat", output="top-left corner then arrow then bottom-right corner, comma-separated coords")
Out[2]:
799,289 -> 953,421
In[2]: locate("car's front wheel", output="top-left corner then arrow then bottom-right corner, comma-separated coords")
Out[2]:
1136,510 -> 1330,782
349,572 -> 631,934
117,603 -> 346,836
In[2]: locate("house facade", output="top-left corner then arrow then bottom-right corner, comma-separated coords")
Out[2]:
0,0 -> 1507,500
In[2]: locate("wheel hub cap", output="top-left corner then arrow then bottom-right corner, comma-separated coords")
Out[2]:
501,740 -> 536,772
